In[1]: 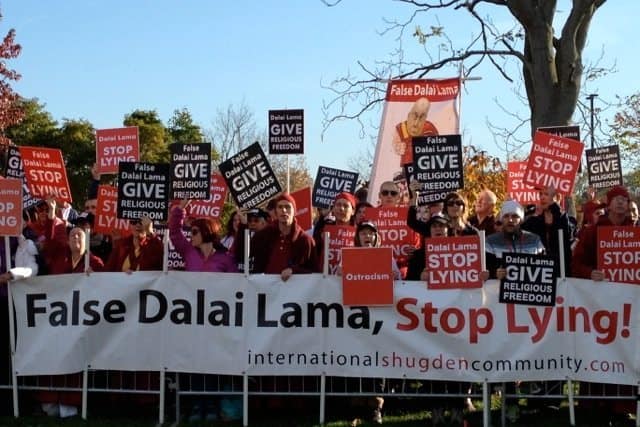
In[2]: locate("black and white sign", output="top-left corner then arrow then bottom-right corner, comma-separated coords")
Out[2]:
269,109 -> 304,155
169,143 -> 211,200
537,125 -> 580,142
219,142 -> 281,209
312,166 -> 358,209
117,162 -> 170,221
4,146 -> 38,209
403,163 -> 431,206
412,134 -> 463,203
585,145 -> 623,190
499,252 -> 557,307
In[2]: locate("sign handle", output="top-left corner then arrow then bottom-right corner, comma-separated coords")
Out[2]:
5,236 -> 19,417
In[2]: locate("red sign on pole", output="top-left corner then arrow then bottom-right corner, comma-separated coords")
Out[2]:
94,185 -> 131,236
368,206 -> 419,267
523,131 -> 584,196
423,235 -> 482,289
187,173 -> 228,219
325,225 -> 355,275
597,226 -> 640,285
0,178 -> 23,236
507,161 -> 539,206
19,146 -> 72,203
95,127 -> 140,174
291,186 -> 312,231
342,247 -> 394,306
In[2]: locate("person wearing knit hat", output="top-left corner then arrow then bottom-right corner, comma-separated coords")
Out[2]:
485,199 -> 545,280
312,192 -> 357,266
573,184 -> 633,281
250,193 -> 318,281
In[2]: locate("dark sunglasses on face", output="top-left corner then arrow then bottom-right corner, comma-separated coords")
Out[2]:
191,228 -> 200,235
446,200 -> 465,207
381,190 -> 399,196
129,219 -> 142,226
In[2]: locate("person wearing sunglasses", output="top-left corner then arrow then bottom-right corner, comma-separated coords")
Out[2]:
378,181 -> 401,207
442,192 -> 477,237
104,214 -> 163,273
169,200 -> 238,272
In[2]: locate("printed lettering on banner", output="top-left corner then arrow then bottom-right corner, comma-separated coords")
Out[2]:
117,162 -> 170,221
95,127 -> 140,174
342,247 -> 394,305
523,131 -> 584,195
312,166 -> 359,209
0,178 -> 23,236
585,145 -> 623,190
506,161 -> 539,205
18,146 -> 72,203
5,146 -> 38,209
424,235 -> 482,289
169,143 -> 211,200
411,134 -> 463,204
499,252 -> 557,306
291,186 -> 312,231
597,226 -> 640,285
94,185 -> 131,236
219,142 -> 282,209
324,225 -> 355,275
268,109 -> 304,155
368,206 -> 418,266
187,173 -> 227,219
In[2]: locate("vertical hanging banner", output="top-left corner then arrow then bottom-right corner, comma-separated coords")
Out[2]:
597,226 -> 640,285
291,186 -> 313,231
411,134 -> 463,203
0,178 -> 23,236
342,247 -> 394,305
499,252 -> 557,306
311,166 -> 358,209
94,185 -> 130,236
18,146 -> 72,203
117,162 -> 170,221
187,173 -> 228,219
585,145 -> 623,190
219,142 -> 281,209
95,127 -> 140,174
523,131 -> 584,195
268,109 -> 304,154
369,78 -> 461,206
169,143 -> 211,200
4,146 -> 37,209
324,224 -> 355,275
423,235 -> 482,289
506,161 -> 539,206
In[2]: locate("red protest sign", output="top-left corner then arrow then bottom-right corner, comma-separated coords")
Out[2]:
94,185 -> 131,236
424,235 -> 482,289
342,247 -> 394,305
96,127 -> 140,174
367,206 -> 419,266
597,226 -> 640,285
18,146 -> 72,203
523,131 -> 584,195
187,173 -> 228,219
324,225 -> 355,275
507,161 -> 539,206
0,178 -> 23,236
291,186 -> 312,231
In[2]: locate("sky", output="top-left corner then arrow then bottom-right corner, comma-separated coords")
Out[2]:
3,0 -> 638,180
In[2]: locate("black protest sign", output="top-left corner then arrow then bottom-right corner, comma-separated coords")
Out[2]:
312,166 -> 359,209
412,134 -> 463,204
117,162 -> 170,221
585,145 -> 623,190
403,163 -> 431,206
499,252 -> 557,307
269,109 -> 304,155
169,143 -> 211,200
219,142 -> 282,209
537,125 -> 580,142
5,146 -> 38,209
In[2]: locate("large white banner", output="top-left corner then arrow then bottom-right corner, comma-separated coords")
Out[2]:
11,273 -> 639,385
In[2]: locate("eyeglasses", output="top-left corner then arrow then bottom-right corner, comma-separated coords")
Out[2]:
129,219 -> 142,226
380,190 -> 399,196
191,228 -> 200,235
446,200 -> 465,207
85,204 -> 97,210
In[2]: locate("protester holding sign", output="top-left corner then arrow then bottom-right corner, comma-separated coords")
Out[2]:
104,215 -> 163,273
572,185 -> 634,281
250,193 -> 318,281
406,213 -> 450,281
442,192 -> 478,237
169,201 -> 238,273
26,199 -> 68,254
42,198 -> 104,274
312,191 -> 357,262
377,181 -> 402,207
485,200 -> 545,279
469,189 -> 497,235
